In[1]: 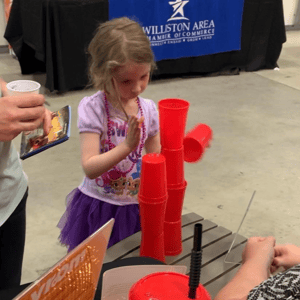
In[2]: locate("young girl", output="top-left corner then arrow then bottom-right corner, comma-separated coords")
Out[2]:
58,17 -> 161,251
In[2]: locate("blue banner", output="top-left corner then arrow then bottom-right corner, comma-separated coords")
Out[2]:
109,0 -> 244,61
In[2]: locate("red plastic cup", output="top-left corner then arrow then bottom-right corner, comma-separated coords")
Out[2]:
161,147 -> 184,186
158,98 -> 190,149
138,194 -> 168,204
139,198 -> 167,236
165,181 -> 187,222
139,199 -> 167,262
164,220 -> 182,256
183,124 -> 213,163
129,272 -> 211,300
139,153 -> 167,199
140,231 -> 165,263
167,182 -> 185,189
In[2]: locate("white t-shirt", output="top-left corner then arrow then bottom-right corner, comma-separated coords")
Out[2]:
77,91 -> 159,206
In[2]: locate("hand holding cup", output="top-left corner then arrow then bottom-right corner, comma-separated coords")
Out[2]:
0,78 -> 48,141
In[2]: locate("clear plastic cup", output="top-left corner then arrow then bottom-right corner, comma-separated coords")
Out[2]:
158,98 -> 190,149
161,147 -> 184,186
139,153 -> 167,199
183,124 -> 213,163
164,220 -> 183,256
6,80 -> 41,95
165,181 -> 187,223
129,272 -> 211,300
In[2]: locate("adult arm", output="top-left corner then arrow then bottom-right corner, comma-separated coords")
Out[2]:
214,237 -> 275,300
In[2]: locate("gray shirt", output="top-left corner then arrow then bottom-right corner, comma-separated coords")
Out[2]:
0,141 -> 28,226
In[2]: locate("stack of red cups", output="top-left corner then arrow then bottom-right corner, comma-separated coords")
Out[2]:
138,153 -> 168,262
158,98 -> 190,256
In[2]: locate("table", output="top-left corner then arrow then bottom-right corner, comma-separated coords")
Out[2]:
104,212 -> 247,299
5,0 -> 286,93
0,213 -> 246,299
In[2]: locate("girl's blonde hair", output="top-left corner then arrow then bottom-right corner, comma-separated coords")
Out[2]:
88,17 -> 156,97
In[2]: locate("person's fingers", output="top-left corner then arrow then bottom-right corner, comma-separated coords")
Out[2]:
274,245 -> 286,257
0,78 -> 9,97
15,93 -> 45,108
18,106 -> 46,122
18,116 -> 44,133
270,264 -> 279,273
128,115 -> 133,127
43,109 -> 53,136
129,116 -> 139,130
264,236 -> 276,246
247,236 -> 261,243
138,116 -> 145,128
272,256 -> 286,268
257,237 -> 267,242
273,257 -> 282,267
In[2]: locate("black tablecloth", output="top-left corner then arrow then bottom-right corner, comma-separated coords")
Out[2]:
0,257 -> 164,300
4,0 -> 286,93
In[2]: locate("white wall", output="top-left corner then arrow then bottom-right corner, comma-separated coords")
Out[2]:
283,0 -> 300,25
0,0 -> 8,46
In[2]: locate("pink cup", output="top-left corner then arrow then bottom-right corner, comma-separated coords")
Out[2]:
164,220 -> 183,256
129,272 -> 211,300
161,147 -> 185,186
158,98 -> 190,149
139,153 -> 167,199
183,124 -> 213,163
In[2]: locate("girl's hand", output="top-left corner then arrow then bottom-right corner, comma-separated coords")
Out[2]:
125,115 -> 144,151
271,244 -> 300,272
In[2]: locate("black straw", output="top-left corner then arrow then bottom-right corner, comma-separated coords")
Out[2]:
188,223 -> 203,299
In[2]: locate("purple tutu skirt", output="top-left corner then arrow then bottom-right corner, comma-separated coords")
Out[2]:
57,188 -> 141,251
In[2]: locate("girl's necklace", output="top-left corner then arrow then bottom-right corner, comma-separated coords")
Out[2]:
104,93 -> 146,175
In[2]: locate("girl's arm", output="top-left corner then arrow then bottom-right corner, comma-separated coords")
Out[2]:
144,132 -> 161,154
81,116 -> 142,179
80,132 -> 132,179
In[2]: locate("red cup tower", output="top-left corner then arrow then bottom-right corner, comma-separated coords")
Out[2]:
138,153 -> 168,262
158,98 -> 190,256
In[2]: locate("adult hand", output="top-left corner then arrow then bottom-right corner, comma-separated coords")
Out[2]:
0,78 -> 47,141
125,115 -> 144,151
272,244 -> 300,272
43,109 -> 53,136
242,236 -> 276,274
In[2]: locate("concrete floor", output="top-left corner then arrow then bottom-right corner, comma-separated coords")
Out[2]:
0,29 -> 300,286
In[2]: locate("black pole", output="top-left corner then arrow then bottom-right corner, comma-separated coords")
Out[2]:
188,223 -> 203,299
